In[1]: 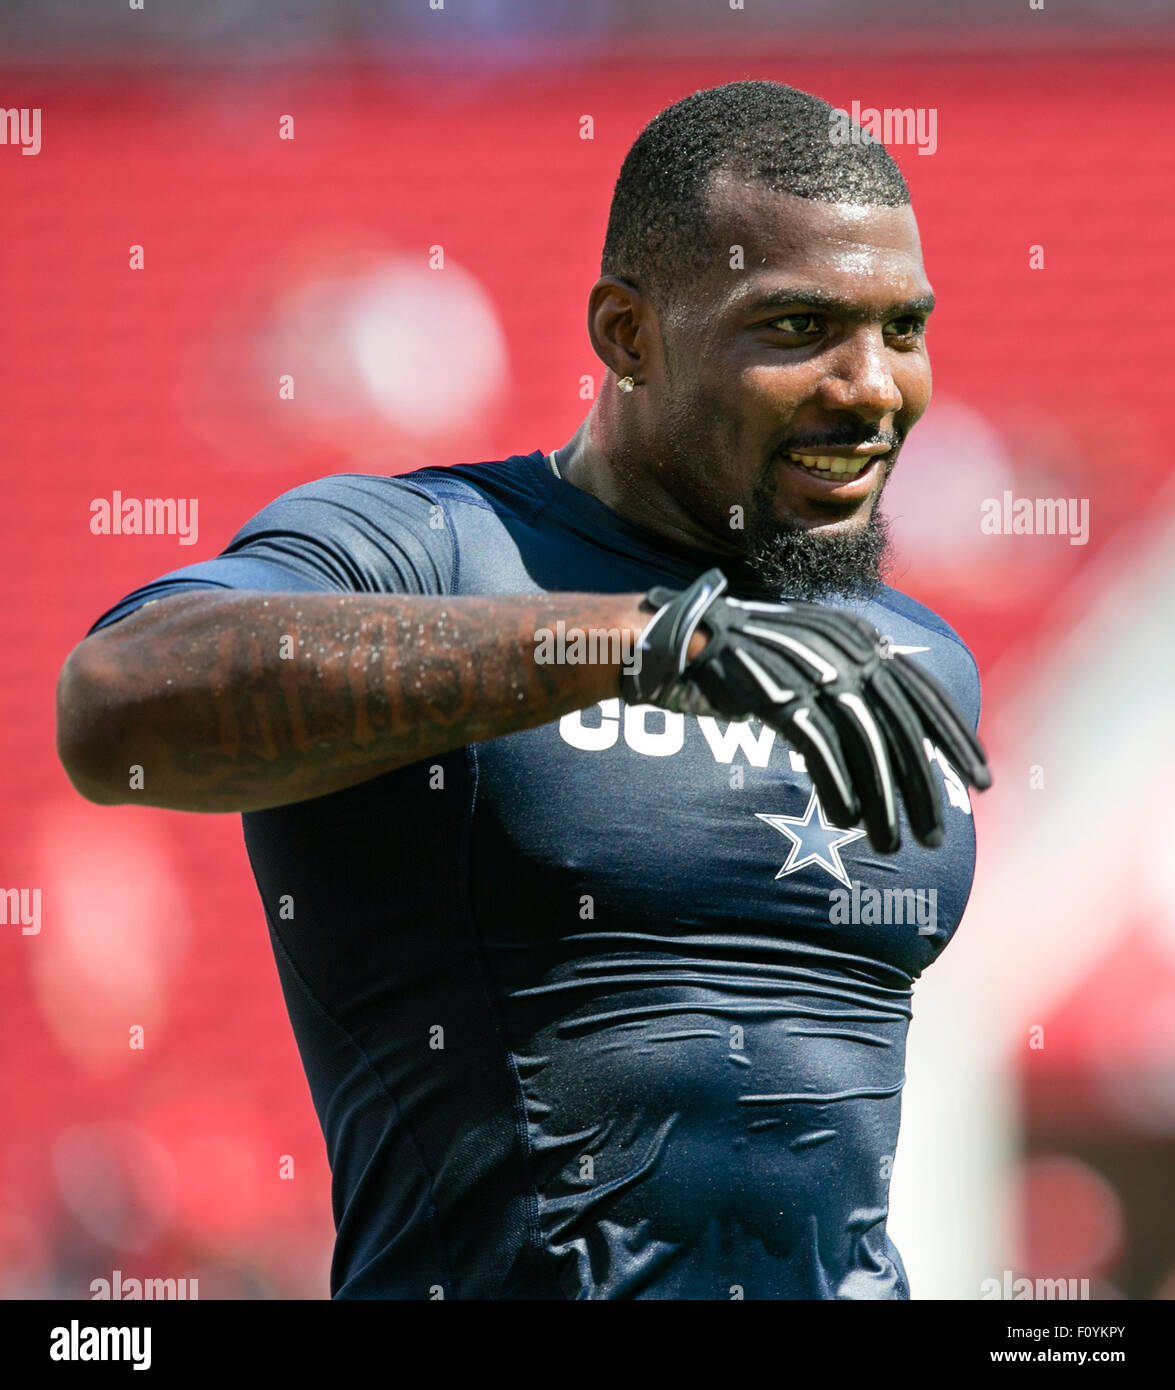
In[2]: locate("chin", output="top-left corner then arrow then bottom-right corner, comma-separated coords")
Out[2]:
746,501 -> 893,601
777,500 -> 876,535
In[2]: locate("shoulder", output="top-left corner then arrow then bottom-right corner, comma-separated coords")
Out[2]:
868,586 -> 982,729
399,451 -> 553,523
871,586 -> 975,657
241,469 -> 448,517
234,455 -> 545,519
219,468 -> 468,597
225,457 -> 549,558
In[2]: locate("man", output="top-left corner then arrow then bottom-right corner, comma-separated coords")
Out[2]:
56,81 -> 990,1299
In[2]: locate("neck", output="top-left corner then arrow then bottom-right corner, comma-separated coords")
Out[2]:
555,408 -> 742,559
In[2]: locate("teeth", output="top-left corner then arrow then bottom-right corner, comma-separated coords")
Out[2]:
788,452 -> 871,477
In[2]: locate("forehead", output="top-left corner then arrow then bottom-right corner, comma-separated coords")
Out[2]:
691,171 -> 929,316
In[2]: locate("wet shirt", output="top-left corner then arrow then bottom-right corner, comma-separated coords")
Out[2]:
89,450 -> 981,1300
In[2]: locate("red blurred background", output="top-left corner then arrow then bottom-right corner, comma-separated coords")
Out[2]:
3,7 -> 1175,1298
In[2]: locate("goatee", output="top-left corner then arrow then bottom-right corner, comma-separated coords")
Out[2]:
741,474 -> 894,601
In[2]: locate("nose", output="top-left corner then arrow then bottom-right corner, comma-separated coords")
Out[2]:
816,327 -> 903,423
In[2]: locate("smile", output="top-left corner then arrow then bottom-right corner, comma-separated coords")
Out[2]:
786,451 -> 875,478
775,448 -> 888,498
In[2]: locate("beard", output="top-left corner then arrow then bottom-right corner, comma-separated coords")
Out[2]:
740,466 -> 895,602
654,375 -> 898,601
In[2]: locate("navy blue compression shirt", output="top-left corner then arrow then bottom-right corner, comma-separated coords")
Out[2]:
89,449 -> 981,1301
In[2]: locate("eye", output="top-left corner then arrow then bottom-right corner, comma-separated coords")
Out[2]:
884,316 -> 926,341
769,314 -> 822,335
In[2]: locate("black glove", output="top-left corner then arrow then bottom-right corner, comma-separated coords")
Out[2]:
620,567 -> 991,853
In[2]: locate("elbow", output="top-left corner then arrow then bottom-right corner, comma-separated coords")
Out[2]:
55,642 -> 129,805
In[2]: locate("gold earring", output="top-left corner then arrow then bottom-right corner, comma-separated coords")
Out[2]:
617,376 -> 635,393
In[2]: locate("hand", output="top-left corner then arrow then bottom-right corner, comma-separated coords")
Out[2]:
620,568 -> 991,853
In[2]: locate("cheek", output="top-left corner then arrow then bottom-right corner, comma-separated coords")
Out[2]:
664,374 -> 741,450
741,365 -> 818,433
743,361 -> 804,398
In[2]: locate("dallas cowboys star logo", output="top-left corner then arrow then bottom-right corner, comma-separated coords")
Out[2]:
755,789 -> 866,888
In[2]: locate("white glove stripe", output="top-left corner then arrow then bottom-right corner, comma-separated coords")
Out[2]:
725,598 -> 795,614
673,576 -> 726,677
836,691 -> 897,830
740,624 -> 839,684
733,648 -> 796,706
632,602 -> 670,671
792,706 -> 855,812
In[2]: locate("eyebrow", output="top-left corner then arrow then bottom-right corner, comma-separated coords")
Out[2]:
736,287 -> 936,318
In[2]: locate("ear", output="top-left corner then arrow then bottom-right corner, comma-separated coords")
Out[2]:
586,276 -> 654,380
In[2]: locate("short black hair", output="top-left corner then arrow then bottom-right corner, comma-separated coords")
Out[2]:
601,80 -> 910,311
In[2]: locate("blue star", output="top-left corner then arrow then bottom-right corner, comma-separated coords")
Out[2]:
755,790 -> 866,889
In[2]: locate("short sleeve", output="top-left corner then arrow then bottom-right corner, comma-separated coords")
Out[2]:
87,472 -> 455,634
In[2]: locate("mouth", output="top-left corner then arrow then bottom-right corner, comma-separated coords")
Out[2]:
775,447 -> 889,500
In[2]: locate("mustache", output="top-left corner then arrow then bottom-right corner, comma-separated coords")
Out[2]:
776,431 -> 901,454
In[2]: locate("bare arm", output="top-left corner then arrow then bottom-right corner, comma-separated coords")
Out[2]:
56,588 -> 679,813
